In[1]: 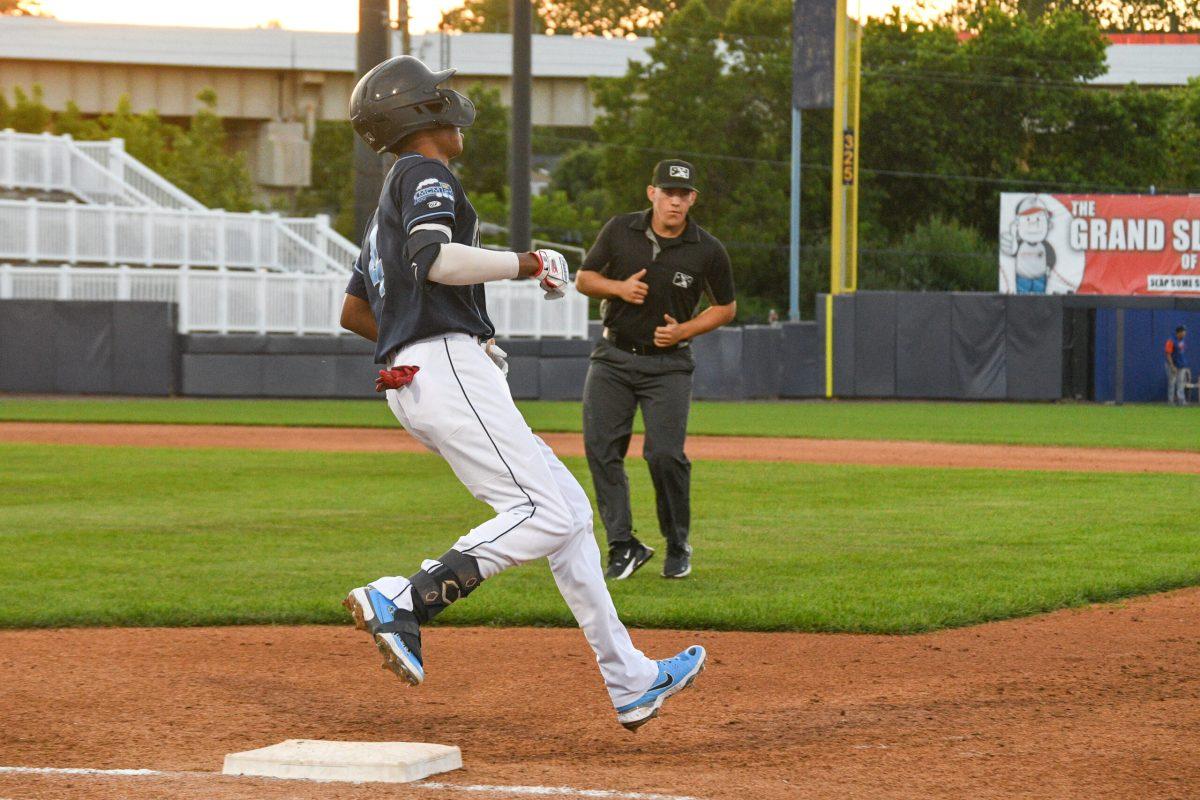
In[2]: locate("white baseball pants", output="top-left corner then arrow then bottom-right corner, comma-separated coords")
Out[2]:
369,333 -> 658,707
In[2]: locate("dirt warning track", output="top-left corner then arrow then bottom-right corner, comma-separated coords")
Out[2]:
1,589 -> 1197,800
0,421 -> 1192,472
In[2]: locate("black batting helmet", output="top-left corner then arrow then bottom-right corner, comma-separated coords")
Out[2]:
349,56 -> 476,154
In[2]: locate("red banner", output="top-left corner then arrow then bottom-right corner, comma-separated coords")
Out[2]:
999,193 -> 1200,295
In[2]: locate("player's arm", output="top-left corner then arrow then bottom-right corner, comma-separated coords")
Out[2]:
341,252 -> 378,342
400,165 -> 566,294
410,223 -> 550,284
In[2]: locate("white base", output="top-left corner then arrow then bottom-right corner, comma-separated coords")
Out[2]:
222,739 -> 462,784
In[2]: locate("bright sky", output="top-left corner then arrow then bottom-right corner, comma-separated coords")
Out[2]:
37,0 -> 947,34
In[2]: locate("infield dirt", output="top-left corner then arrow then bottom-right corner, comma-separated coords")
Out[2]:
0,421 -> 1194,472
1,589 -> 1197,799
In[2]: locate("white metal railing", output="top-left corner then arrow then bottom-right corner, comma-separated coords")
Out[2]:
0,130 -> 205,210
0,263 -> 589,338
0,197 -> 347,274
486,278 -> 589,339
74,139 -> 205,211
279,215 -> 360,273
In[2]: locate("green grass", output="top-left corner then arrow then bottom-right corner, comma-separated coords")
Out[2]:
0,396 -> 1191,451
2,443 -> 1196,633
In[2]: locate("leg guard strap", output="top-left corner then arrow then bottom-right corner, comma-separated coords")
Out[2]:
408,549 -> 484,624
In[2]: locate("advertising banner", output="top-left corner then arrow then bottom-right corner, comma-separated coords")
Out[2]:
998,193 -> 1200,295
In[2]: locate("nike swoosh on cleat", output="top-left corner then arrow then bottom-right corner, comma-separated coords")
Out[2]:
650,673 -> 674,692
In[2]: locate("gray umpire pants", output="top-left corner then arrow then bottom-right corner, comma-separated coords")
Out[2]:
582,339 -> 694,553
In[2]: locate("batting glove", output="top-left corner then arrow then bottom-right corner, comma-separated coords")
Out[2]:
376,365 -> 420,392
532,249 -> 570,300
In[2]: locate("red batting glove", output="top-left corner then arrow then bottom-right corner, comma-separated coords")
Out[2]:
375,365 -> 420,392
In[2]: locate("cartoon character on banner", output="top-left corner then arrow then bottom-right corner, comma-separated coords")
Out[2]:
999,194 -> 1084,294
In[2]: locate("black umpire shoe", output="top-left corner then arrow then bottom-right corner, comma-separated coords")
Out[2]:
662,545 -> 692,579
605,540 -> 655,580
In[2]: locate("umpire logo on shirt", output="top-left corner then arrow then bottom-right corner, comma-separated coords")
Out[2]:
673,271 -> 694,289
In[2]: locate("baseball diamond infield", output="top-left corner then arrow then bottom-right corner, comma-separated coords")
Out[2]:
1,420 -> 1197,799
0,590 -> 1197,800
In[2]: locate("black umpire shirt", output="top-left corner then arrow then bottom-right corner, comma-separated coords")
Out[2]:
580,210 -> 735,347
345,153 -> 492,363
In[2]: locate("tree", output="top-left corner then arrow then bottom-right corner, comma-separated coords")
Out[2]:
167,89 -> 258,211
0,0 -> 49,16
584,0 -> 1194,315
0,85 -> 51,132
440,0 -> 550,34
440,0 -> 733,36
293,121 -> 355,238
946,0 -> 1199,32
455,84 -> 510,197
0,86 -> 259,211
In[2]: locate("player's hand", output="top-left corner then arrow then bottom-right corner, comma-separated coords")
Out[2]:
653,314 -> 685,347
482,338 -> 509,376
532,249 -> 570,300
618,268 -> 649,305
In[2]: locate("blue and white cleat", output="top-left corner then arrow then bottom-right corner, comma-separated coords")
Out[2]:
616,645 -> 707,732
343,586 -> 425,686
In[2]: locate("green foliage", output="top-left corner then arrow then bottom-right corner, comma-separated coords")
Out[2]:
469,189 -> 603,251
166,89 -> 258,212
0,0 -> 48,15
947,0 -> 1199,32
0,85 -> 51,132
862,217 -> 995,292
440,0 -> 551,33
1165,78 -> 1200,189
456,84 -> 510,198
293,121 -> 355,238
440,0 -> 734,36
0,85 -> 259,211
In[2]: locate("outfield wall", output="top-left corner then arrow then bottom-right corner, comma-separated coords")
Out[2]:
2,295 -> 1190,402
819,292 -> 1064,401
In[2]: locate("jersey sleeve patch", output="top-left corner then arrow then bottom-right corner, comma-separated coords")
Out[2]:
401,162 -> 458,233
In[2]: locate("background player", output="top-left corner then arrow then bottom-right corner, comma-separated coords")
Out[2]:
337,56 -> 705,732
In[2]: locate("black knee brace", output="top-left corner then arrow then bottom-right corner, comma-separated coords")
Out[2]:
408,549 -> 483,624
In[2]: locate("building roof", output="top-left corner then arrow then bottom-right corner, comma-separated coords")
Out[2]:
0,17 -> 653,78
1102,42 -> 1200,87
0,16 -> 1195,86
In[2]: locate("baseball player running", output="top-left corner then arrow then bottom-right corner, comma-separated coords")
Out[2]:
337,56 -> 705,731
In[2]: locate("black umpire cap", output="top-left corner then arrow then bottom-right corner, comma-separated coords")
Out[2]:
652,159 -> 698,191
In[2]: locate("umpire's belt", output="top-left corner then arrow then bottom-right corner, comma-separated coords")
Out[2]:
603,329 -> 688,356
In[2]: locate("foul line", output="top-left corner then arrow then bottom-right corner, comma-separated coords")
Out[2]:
0,766 -> 701,800
420,782 -> 701,799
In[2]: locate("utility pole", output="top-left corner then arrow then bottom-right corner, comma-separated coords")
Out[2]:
353,0 -> 390,243
508,0 -> 532,253
397,0 -> 412,55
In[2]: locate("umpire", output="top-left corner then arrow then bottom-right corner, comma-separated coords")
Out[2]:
576,159 -> 736,580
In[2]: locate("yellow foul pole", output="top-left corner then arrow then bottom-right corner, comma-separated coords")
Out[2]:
826,0 -> 861,398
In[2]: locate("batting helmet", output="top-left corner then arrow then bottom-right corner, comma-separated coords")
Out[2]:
349,56 -> 476,155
